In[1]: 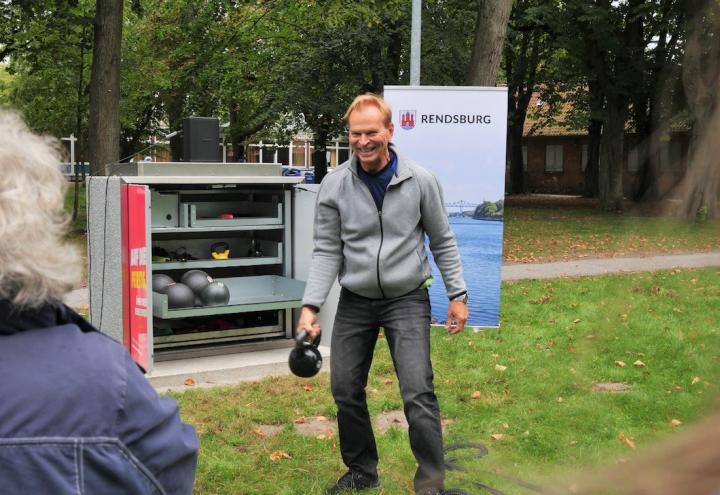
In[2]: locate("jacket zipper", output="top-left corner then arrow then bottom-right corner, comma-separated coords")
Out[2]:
376,210 -> 386,298
356,174 -> 387,297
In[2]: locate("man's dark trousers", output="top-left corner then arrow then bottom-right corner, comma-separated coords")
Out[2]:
330,287 -> 444,492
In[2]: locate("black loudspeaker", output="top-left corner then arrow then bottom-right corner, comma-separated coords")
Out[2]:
180,117 -> 220,162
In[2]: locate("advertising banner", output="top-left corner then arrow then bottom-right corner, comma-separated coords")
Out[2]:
121,184 -> 151,369
384,86 -> 507,328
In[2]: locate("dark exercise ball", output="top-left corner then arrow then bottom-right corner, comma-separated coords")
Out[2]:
152,273 -> 175,293
165,282 -> 195,309
181,269 -> 213,294
199,281 -> 230,307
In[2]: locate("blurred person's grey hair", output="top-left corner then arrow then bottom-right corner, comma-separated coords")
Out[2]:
0,110 -> 80,307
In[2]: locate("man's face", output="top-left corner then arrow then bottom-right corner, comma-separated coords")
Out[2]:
348,105 -> 394,173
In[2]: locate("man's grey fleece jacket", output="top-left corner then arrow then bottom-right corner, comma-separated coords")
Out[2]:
302,144 -> 467,309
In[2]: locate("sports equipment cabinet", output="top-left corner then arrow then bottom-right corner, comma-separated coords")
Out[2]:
87,163 -> 337,371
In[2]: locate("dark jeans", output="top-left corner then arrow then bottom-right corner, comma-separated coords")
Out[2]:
330,287 -> 444,492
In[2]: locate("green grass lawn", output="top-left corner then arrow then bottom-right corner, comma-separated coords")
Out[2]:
62,186 -> 720,492
172,267 -> 720,494
503,204 -> 720,263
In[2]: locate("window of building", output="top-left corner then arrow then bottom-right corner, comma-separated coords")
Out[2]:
545,145 -> 563,172
522,145 -> 528,172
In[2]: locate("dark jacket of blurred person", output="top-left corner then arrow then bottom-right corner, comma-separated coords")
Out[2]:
0,111 -> 198,494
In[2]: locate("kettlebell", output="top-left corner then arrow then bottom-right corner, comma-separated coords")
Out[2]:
288,330 -> 322,378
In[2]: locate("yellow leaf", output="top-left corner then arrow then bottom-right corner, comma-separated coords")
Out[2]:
670,419 -> 683,427
569,440 -> 577,446
501,422 -> 509,429
490,433 -> 505,441
294,416 -> 306,424
615,360 -> 626,367
471,390 -> 482,399
573,318 -> 581,324
495,364 -> 508,371
557,397 -> 564,403
303,384 -> 313,392
383,379 -> 394,385
692,377 -> 701,385
315,416 -> 328,422
183,377 -> 195,386
269,450 -> 291,461
618,432 -> 636,449
633,360 -> 645,367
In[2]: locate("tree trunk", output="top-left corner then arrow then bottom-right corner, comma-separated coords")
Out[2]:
507,120 -> 526,194
584,77 -> 603,197
583,118 -> 601,198
312,125 -> 329,184
674,0 -> 720,218
88,0 -> 123,175
599,93 -> 627,211
465,0 -> 513,86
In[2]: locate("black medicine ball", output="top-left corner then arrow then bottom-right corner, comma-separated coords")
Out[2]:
181,269 -> 213,294
199,281 -> 230,306
152,273 -> 175,293
165,282 -> 195,309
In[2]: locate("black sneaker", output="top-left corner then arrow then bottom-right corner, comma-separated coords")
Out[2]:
325,470 -> 380,494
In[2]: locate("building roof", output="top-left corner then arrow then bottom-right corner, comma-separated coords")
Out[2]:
523,92 -> 585,137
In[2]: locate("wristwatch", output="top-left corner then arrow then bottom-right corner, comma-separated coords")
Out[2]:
451,292 -> 468,304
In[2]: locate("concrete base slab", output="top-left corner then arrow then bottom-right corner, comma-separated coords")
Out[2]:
149,345 -> 330,393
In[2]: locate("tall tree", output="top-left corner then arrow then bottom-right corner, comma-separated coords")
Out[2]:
465,0 -> 514,86
674,0 -> 720,218
88,0 -> 123,175
504,0 -> 558,194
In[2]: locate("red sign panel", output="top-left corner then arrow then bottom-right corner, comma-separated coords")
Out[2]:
121,184 -> 150,369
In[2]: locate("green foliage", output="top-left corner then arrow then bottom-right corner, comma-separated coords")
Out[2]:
172,267 -> 720,494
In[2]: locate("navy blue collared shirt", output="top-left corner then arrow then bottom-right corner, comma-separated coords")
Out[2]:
357,151 -> 397,210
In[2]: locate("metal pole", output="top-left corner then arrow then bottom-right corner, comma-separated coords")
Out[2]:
410,0 -> 422,85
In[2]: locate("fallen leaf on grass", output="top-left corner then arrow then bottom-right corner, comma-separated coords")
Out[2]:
294,416 -> 306,424
569,440 -> 577,446
269,450 -> 291,461
572,318 -> 581,324
315,416 -> 329,422
671,419 -> 683,427
501,422 -> 509,429
614,360 -> 626,367
633,360 -> 646,367
383,379 -> 394,385
303,384 -> 314,392
692,377 -> 701,385
316,430 -> 335,440
471,391 -> 482,399
618,432 -> 636,449
495,364 -> 507,371
183,378 -> 195,386
490,433 -> 505,441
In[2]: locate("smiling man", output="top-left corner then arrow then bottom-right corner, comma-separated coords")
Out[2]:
297,93 -> 467,495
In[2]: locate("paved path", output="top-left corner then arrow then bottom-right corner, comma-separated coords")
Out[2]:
502,251 -> 720,281
66,251 -> 720,308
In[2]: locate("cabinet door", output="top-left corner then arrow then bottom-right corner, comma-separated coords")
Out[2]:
121,183 -> 152,371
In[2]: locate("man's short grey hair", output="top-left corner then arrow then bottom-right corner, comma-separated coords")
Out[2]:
0,111 -> 81,308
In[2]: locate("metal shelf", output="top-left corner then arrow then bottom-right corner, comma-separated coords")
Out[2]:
152,275 -> 305,319
153,326 -> 284,348
152,255 -> 282,270
151,224 -> 283,234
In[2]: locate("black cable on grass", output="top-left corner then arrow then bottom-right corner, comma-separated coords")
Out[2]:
443,442 -> 546,495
